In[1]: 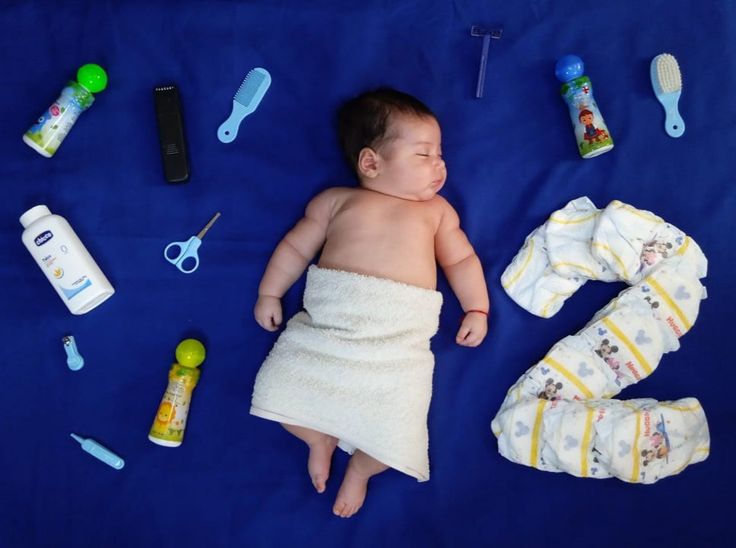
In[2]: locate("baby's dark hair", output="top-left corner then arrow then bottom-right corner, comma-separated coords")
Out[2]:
336,87 -> 436,172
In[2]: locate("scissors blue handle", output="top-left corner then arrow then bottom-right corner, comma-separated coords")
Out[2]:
165,236 -> 202,273
165,212 -> 221,274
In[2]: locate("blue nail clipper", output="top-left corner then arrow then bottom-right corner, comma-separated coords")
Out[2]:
62,335 -> 84,371
70,434 -> 125,470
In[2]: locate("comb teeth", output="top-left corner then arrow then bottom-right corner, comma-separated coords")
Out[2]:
655,54 -> 682,93
234,69 -> 269,105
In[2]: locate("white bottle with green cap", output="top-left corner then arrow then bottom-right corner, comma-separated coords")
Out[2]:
20,205 -> 115,314
23,63 -> 108,157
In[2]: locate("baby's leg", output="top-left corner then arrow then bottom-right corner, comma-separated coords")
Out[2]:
333,450 -> 389,518
281,423 -> 338,494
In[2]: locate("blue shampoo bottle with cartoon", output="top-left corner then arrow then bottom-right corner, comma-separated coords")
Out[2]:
555,55 -> 614,159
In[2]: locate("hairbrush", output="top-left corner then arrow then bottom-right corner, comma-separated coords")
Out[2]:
651,53 -> 685,138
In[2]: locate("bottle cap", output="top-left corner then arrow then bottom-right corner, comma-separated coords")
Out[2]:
20,205 -> 52,228
175,339 -> 206,368
77,64 -> 108,93
555,54 -> 584,83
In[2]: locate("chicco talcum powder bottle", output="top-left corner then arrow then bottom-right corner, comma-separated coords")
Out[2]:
20,205 -> 115,314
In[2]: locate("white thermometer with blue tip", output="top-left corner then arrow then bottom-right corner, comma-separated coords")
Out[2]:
71,434 -> 125,470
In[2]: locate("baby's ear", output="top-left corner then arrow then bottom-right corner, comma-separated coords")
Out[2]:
357,147 -> 380,178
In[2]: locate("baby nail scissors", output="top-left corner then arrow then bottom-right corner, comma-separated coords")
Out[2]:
165,212 -> 221,273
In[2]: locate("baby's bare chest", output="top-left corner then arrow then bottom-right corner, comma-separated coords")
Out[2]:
328,200 -> 439,241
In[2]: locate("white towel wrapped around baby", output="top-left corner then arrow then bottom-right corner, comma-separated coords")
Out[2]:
494,198 -> 710,484
251,265 -> 443,481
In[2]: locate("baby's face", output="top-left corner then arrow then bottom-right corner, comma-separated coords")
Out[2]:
365,114 -> 446,201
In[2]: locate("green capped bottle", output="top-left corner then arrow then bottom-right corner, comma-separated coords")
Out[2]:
23,63 -> 107,157
148,339 -> 206,447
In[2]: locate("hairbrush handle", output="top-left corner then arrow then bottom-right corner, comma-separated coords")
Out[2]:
217,102 -> 249,143
660,92 -> 685,138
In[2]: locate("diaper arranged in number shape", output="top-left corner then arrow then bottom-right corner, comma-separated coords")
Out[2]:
493,197 -> 709,484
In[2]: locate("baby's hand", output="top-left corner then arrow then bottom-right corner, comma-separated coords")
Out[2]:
254,295 -> 283,332
455,311 -> 488,347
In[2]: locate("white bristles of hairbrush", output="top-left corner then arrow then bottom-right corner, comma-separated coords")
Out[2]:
655,54 -> 682,93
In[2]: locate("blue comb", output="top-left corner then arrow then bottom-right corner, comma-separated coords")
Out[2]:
217,67 -> 272,143
651,53 -> 684,138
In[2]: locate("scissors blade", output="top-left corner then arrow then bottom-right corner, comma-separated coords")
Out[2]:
196,212 -> 221,240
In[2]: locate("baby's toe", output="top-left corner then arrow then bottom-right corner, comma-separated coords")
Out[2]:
312,475 -> 326,493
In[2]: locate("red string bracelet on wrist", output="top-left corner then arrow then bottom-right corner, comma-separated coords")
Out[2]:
464,309 -> 489,317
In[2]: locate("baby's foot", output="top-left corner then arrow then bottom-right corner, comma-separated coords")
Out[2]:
307,434 -> 338,493
332,459 -> 371,518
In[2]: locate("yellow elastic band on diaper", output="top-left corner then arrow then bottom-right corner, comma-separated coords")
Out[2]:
530,399 -> 548,468
591,242 -> 630,280
611,201 -> 663,224
551,262 -> 598,278
660,401 -> 701,412
548,212 -> 598,224
646,277 -> 692,331
630,411 -> 642,483
540,293 -> 566,318
602,318 -> 653,375
543,357 -> 594,399
502,239 -> 534,289
580,407 -> 595,477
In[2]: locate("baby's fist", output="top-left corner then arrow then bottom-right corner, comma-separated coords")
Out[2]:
455,311 -> 488,347
254,295 -> 283,332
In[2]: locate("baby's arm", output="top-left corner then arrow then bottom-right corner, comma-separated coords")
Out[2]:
435,199 -> 490,347
254,189 -> 338,331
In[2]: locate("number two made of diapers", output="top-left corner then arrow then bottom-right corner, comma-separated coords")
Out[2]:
492,197 -> 709,484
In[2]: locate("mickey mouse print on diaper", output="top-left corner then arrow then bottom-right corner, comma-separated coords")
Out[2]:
493,198 -> 710,484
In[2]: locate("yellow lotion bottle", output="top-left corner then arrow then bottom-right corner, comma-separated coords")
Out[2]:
149,339 -> 206,447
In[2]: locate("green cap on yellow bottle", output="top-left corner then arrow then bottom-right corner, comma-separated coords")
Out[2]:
175,338 -> 206,368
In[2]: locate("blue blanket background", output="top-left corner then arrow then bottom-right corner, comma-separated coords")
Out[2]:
2,1 -> 734,546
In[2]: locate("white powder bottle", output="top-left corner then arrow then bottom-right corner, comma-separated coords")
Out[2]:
20,205 -> 115,314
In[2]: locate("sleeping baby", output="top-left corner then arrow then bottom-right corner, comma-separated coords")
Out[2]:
251,87 -> 490,518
